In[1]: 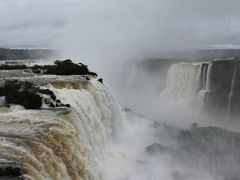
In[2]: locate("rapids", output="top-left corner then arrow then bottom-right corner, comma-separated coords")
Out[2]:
0,77 -> 123,180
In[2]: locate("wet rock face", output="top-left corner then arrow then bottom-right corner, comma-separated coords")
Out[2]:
0,59 -> 100,109
40,88 -> 71,108
145,124 -> 240,179
0,80 -> 72,109
176,126 -> 240,179
0,163 -> 25,180
205,60 -> 238,113
210,60 -> 236,93
145,143 -> 168,155
177,126 -> 240,153
192,59 -> 240,116
97,78 -> 103,83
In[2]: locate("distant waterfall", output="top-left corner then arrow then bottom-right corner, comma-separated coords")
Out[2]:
226,64 -> 240,117
161,60 -> 240,117
197,63 -> 211,108
0,79 -> 123,180
205,62 -> 213,92
161,63 -> 202,100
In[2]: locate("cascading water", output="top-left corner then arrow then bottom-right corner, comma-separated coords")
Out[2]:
160,59 -> 240,117
1,58 -> 240,180
196,62 -> 211,109
205,62 -> 213,92
226,63 -> 240,118
0,78 -> 124,180
161,63 -> 202,101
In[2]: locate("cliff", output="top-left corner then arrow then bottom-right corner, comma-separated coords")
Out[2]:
0,60 -> 123,179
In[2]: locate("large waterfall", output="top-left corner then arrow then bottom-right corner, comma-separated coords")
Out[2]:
1,59 -> 240,180
0,76 -> 123,179
161,63 -> 202,100
162,59 -> 240,117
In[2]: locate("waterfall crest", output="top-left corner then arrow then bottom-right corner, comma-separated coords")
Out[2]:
0,78 -> 123,180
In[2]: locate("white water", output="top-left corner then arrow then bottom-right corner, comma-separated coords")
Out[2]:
0,78 -> 124,179
1,60 -> 239,179
227,66 -> 237,118
161,63 -> 202,102
205,62 -> 213,92
100,62 -> 218,180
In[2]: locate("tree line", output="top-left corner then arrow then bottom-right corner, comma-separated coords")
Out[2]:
0,48 -> 58,60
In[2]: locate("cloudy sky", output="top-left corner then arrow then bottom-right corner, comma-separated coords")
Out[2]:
1,0 -> 240,53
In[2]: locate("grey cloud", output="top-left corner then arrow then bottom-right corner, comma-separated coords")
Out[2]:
0,0 -> 240,52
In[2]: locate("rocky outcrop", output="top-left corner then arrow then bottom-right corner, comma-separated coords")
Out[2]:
145,124 -> 240,180
0,80 -> 74,109
0,162 -> 25,180
0,59 -> 98,76
0,59 -> 102,109
145,143 -> 168,155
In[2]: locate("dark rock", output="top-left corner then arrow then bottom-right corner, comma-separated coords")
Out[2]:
38,89 -> 54,96
16,91 -> 42,109
0,64 -> 27,70
44,98 -> 52,105
50,94 -> 56,101
145,143 -> 167,155
56,99 -> 61,103
65,104 -> 71,108
23,69 -> 32,74
54,103 -> 70,108
191,123 -> 198,130
49,103 -> 55,108
124,108 -> 132,112
39,89 -> 57,102
177,126 -> 240,156
88,71 -> 98,76
0,165 -> 24,179
97,78 -> 103,83
32,68 -> 42,74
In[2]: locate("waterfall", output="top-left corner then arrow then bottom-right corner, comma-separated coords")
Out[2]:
161,63 -> 202,100
205,62 -> 213,92
0,78 -> 124,179
196,62 -> 211,109
227,66 -> 238,117
161,59 -> 240,117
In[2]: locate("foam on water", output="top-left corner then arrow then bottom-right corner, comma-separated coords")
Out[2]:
0,78 -> 124,179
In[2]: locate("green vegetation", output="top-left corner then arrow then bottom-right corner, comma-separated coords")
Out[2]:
0,80 -> 42,109
0,48 -> 57,60
32,59 -> 98,76
0,59 -> 98,76
0,80 -> 72,109
0,64 -> 27,70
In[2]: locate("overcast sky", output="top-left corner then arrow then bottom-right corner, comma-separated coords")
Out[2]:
1,0 -> 240,53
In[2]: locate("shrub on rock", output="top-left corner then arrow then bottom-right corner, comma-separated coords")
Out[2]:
0,80 -> 42,109
32,59 -> 98,76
